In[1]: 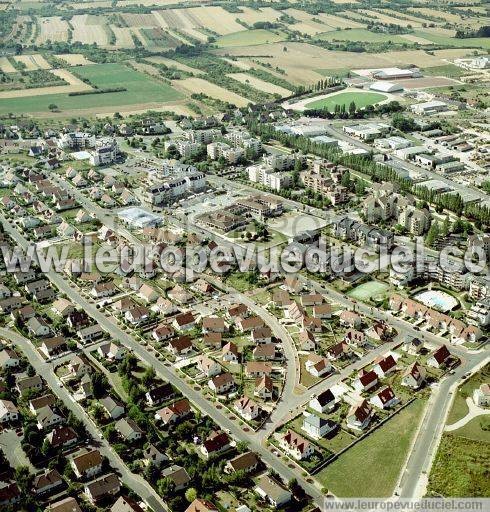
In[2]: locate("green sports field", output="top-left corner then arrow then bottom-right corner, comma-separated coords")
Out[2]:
0,63 -> 183,115
215,29 -> 286,48
305,91 -> 387,111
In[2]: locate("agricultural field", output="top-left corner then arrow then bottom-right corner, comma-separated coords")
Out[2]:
71,14 -> 109,46
55,54 -> 94,66
316,28 -> 408,43
228,72 -> 292,97
176,77 -> 251,107
13,54 -> 51,70
0,63 -> 183,115
36,16 -> 70,43
216,29 -> 286,48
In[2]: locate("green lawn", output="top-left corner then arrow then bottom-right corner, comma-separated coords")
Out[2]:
446,364 -> 490,425
428,433 -> 490,497
452,416 -> 490,443
305,91 -> 387,111
421,64 -> 470,78
316,29 -> 407,43
0,63 -> 183,114
317,399 -> 427,497
216,29 -> 286,47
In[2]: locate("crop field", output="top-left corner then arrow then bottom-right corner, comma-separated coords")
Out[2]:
0,63 -> 183,114
71,14 -> 108,45
316,28 -> 408,43
120,12 -> 159,27
13,54 -> 51,70
304,91 -> 388,111
152,7 -> 244,35
358,9 -> 424,28
0,57 -> 16,73
177,77 -> 251,107
227,73 -> 292,97
109,26 -> 135,48
146,56 -> 205,75
217,43 -> 476,86
37,16 -> 69,43
55,54 -> 94,66
0,69 -> 91,99
413,30 -> 490,50
216,29 -> 286,48
234,7 -> 281,25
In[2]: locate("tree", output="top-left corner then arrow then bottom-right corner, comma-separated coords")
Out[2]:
185,488 -> 197,503
157,477 -> 175,499
348,101 -> 356,116
425,221 -> 440,247
48,104 -> 58,111
441,216 -> 451,237
141,366 -> 156,387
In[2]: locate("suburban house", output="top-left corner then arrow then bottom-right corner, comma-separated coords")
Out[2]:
185,499 -> 219,512
309,389 -> 336,413
152,324 -> 174,342
246,361 -> 272,378
237,316 -> 264,333
339,310 -> 362,328
84,473 -> 120,504
279,430 -> 314,460
202,317 -> 226,333
197,355 -> 221,378
347,400 -> 373,431
222,342 -> 239,363
299,329 -> 316,351
154,398 -> 191,425
370,386 -> 399,409
473,383 -> 490,406
97,342 -> 126,361
234,396 -> 261,421
302,414 -> 336,439
100,396 -> 125,420
115,417 -> 143,443
305,354 -> 331,378
201,431 -> 231,459
160,465 -> 190,492
208,373 -> 235,394
32,469 -> 63,496
252,326 -> 272,344
71,449 -> 103,480
46,426 -> 78,449
173,312 -> 196,331
168,335 -> 193,357
373,354 -> 397,377
0,400 -> 19,424
145,383 -> 175,407
428,345 -> 451,368
255,375 -> 274,400
353,369 -> 379,392
402,362 -> 426,389
225,451 -> 260,474
255,475 -> 291,508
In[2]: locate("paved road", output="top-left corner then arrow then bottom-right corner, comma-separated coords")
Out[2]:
0,327 -> 168,512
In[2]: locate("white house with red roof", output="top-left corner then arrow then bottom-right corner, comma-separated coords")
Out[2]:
370,386 -> 399,409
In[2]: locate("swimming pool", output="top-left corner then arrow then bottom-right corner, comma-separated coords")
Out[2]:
414,290 -> 458,312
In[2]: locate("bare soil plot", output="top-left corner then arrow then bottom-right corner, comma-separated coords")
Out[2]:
176,77 -> 251,106
181,28 -> 209,42
221,58 -> 252,71
55,54 -> 94,66
13,54 -> 51,70
235,7 -> 282,25
146,56 -> 206,75
119,0 -> 211,5
0,57 -> 16,73
71,14 -> 109,45
227,72 -> 292,97
37,16 -> 69,43
0,69 -> 91,99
